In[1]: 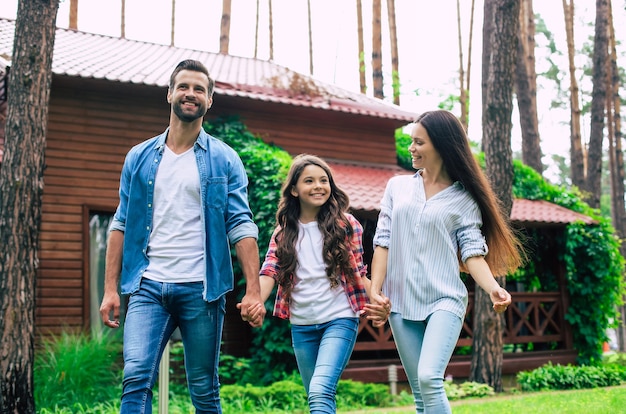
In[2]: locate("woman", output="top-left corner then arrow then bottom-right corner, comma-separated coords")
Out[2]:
368,110 -> 524,413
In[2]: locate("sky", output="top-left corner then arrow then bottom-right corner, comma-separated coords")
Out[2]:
1,0 -> 624,181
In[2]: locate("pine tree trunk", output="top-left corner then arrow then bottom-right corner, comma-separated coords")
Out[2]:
220,0 -> 232,54
472,0 -> 519,392
606,0 -> 626,353
356,0 -> 366,94
269,0 -> 274,61
0,1 -> 59,412
69,0 -> 78,29
170,0 -> 175,46
254,0 -> 259,58
387,0 -> 400,105
307,0 -> 313,75
371,0 -> 383,99
456,0 -> 467,130
121,0 -> 126,38
563,0 -> 585,189
515,0 -> 543,174
584,0 -> 609,209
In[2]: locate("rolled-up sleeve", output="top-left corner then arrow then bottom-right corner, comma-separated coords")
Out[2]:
457,203 -> 488,262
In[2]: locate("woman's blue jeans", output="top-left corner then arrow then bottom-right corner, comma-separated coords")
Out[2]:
121,278 -> 225,414
389,310 -> 463,414
291,317 -> 359,414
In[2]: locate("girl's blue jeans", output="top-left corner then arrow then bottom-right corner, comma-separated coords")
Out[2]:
389,310 -> 463,414
291,317 -> 360,414
121,278 -> 225,414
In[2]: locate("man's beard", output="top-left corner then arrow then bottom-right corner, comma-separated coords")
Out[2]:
173,102 -> 206,122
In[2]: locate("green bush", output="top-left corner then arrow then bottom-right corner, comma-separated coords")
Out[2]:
204,116 -> 296,385
516,362 -> 626,391
444,380 -> 495,400
34,330 -> 123,410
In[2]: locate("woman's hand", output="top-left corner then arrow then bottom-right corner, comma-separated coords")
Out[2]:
490,286 -> 511,314
365,291 -> 391,327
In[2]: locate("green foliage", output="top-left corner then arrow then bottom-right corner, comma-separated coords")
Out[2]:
510,160 -> 626,365
516,362 -> 626,391
34,330 -> 123,410
336,380 -> 393,408
220,380 -> 308,413
395,128 -> 413,171
203,115 -> 296,384
444,380 -> 495,400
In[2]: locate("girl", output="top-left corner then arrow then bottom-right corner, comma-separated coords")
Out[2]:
368,110 -> 524,413
248,154 -> 390,414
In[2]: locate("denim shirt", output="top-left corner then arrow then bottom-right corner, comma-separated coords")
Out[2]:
110,127 -> 258,302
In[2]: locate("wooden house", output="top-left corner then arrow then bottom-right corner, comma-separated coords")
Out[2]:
0,18 -> 590,382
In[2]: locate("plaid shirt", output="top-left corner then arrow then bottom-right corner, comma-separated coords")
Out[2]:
260,213 -> 368,320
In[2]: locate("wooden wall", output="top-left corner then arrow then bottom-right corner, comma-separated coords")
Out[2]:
37,76 -> 168,335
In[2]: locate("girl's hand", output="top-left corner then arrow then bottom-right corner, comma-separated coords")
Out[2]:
490,286 -> 511,313
365,292 -> 391,327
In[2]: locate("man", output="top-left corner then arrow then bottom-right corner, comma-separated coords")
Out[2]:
99,59 -> 265,413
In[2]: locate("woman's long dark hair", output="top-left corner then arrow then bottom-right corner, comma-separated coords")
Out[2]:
416,110 -> 524,275
274,154 -> 356,296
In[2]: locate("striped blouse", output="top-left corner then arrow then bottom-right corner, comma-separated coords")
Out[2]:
373,172 -> 488,321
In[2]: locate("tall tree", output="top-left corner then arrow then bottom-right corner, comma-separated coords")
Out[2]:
606,0 -> 626,352
356,0 -> 366,94
170,0 -> 176,46
456,0 -> 476,131
515,0 -> 543,174
471,0 -> 519,392
307,0 -> 313,75
121,0 -> 126,38
269,0 -> 274,61
584,0 -> 609,209
387,0 -> 400,105
69,0 -> 78,29
562,0 -> 585,189
0,1 -> 59,412
220,0 -> 232,54
254,0 -> 259,58
371,0 -> 383,99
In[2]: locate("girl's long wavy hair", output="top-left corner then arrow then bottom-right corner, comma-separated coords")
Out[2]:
416,110 -> 524,276
274,154 -> 356,296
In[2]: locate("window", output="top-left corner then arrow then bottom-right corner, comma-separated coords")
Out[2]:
88,212 -> 126,333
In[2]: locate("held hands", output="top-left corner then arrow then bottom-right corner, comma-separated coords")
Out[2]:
364,291 -> 391,328
236,293 -> 266,328
490,286 -> 511,314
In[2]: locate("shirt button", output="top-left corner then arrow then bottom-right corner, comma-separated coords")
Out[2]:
148,204 -> 152,208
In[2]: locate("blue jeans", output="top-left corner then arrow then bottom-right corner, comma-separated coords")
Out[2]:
389,310 -> 462,414
291,317 -> 359,414
121,278 -> 225,413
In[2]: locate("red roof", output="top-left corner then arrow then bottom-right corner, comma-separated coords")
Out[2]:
328,161 -> 596,226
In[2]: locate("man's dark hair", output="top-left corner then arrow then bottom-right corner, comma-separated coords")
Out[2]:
169,59 -> 215,96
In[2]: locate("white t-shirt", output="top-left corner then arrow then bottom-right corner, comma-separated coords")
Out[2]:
143,145 -> 204,283
289,221 -> 358,325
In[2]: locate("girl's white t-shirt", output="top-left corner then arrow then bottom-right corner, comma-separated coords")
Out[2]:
289,221 -> 358,325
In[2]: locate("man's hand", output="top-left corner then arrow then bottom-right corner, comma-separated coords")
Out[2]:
99,292 -> 121,328
237,293 -> 266,328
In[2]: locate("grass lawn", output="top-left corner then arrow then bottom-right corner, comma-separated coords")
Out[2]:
339,385 -> 626,413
